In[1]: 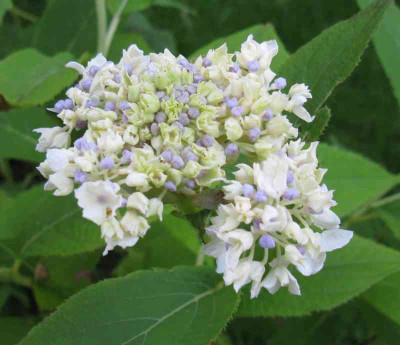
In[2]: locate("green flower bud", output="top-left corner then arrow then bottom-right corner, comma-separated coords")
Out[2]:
183,160 -> 202,178
207,88 -> 224,105
139,127 -> 152,141
159,123 -> 182,147
225,118 -> 243,141
162,97 -> 183,123
251,95 -> 269,114
140,93 -> 160,114
196,112 -> 220,137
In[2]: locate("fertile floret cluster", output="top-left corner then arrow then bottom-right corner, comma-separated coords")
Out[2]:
34,35 -> 352,296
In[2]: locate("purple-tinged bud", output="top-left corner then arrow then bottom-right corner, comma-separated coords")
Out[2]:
242,184 -> 255,197
178,113 -> 190,125
231,106 -> 244,117
201,134 -> 214,147
100,157 -> 114,170
188,107 -> 200,119
89,65 -> 100,76
287,171 -> 295,185
254,190 -> 268,203
54,100 -> 65,113
121,197 -> 127,207
164,181 -> 177,192
225,143 -> 239,156
150,122 -> 159,136
248,127 -> 261,143
156,111 -> 166,123
247,60 -> 259,72
122,114 -> 128,124
263,109 -> 273,121
185,151 -> 199,162
202,58 -> 212,67
74,169 -> 87,184
187,85 -> 197,94
85,100 -> 97,108
81,79 -> 92,91
76,120 -> 86,129
308,207 -> 324,215
229,63 -> 240,73
156,91 -> 165,99
177,92 -> 190,104
161,149 -> 174,162
171,154 -> 185,169
226,97 -> 238,108
161,95 -> 170,102
173,90 -> 181,99
199,95 -> 207,104
104,101 -> 115,111
64,99 -> 74,110
114,73 -> 121,84
194,75 -> 203,83
275,77 -> 287,89
185,179 -> 196,189
259,234 -> 275,249
121,149 -> 133,163
218,85 -> 225,91
296,245 -> 306,255
196,139 -> 203,147
118,101 -> 130,111
124,64 -> 133,75
283,188 -> 300,200
253,217 -> 263,229
177,58 -> 189,68
175,85 -> 185,91
74,138 -> 91,152
172,121 -> 184,132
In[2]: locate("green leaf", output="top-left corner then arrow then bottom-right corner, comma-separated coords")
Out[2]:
107,0 -> 152,15
363,271 -> 400,326
18,267 -> 239,345
0,49 -> 77,107
277,0 -> 392,117
318,143 -> 399,217
0,284 -> 11,311
357,0 -> 400,105
377,200 -> 400,240
0,185 -> 103,258
190,24 -> 289,70
33,0 -> 97,56
0,317 -> 37,345
0,0 -> 11,25
108,32 -> 152,63
300,106 -> 331,141
0,107 -> 58,162
237,235 -> 400,318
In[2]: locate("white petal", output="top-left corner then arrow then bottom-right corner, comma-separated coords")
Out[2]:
320,229 -> 353,252
65,61 -> 85,74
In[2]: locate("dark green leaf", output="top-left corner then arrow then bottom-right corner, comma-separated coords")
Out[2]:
300,106 -> 331,141
0,0 -> 11,25
190,24 -> 289,70
318,143 -> 400,217
33,0 -> 97,56
18,267 -> 239,345
0,317 -> 37,345
0,284 -> 11,311
377,200 -> 400,240
0,185 -> 103,258
237,235 -> 400,317
277,0 -> 392,116
357,0 -> 400,105
108,32 -> 152,63
0,108 -> 58,162
107,0 -> 152,15
0,49 -> 77,107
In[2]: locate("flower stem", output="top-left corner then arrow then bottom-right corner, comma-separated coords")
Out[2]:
95,0 -> 107,55
196,245 -> 205,266
103,0 -> 129,57
9,6 -> 39,23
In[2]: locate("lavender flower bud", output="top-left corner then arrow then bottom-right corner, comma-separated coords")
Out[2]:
275,77 -> 287,89
264,109 -> 273,121
156,111 -> 167,123
253,218 -> 263,229
188,107 -> 200,119
64,99 -> 74,110
81,79 -> 92,91
121,197 -> 127,207
74,169 -> 87,184
187,85 -> 197,94
100,157 -> 114,170
229,63 -> 240,73
74,138 -> 91,152
254,190 -> 268,203
161,149 -> 174,162
151,122 -> 159,136
185,151 -> 199,162
171,155 -> 185,169
122,114 -> 128,124
118,101 -> 130,111
121,150 -> 133,163
283,188 -> 300,200
231,106 -> 244,117
194,75 -> 203,83
164,181 -> 177,192
287,171 -> 295,185
104,101 -> 115,111
175,85 -> 185,91
85,101 -> 96,108
226,97 -> 238,108
201,134 -> 213,147
156,91 -> 165,99
247,60 -> 259,72
178,113 -> 190,125
89,65 -> 100,76
242,184 -> 255,197
248,127 -> 261,142
202,58 -> 212,67
296,245 -> 306,255
177,92 -> 190,104
225,143 -> 239,156
76,120 -> 86,129
54,100 -> 65,113
185,179 -> 196,189
259,234 -> 275,249
161,95 -> 170,102
124,64 -> 133,75
173,90 -> 181,99
114,73 -> 121,83
172,121 -> 184,132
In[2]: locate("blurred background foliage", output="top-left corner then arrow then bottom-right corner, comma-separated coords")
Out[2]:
0,0 -> 399,344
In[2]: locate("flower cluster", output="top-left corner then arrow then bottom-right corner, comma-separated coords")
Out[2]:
34,34 -> 352,295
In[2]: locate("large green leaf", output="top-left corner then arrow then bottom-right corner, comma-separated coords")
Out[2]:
378,200 -> 400,240
363,271 -> 400,326
190,24 -> 289,70
0,317 -> 37,345
18,266 -> 239,345
114,214 -> 201,276
0,0 -> 11,25
277,0 -> 392,116
0,49 -> 77,107
33,0 -> 97,56
107,0 -> 152,15
318,143 -> 400,217
237,235 -> 400,317
0,108 -> 58,162
0,185 -> 103,258
357,0 -> 400,105
300,106 -> 331,141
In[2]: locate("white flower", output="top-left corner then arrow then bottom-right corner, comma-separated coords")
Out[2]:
44,172 -> 74,196
233,164 -> 254,184
286,83 -> 314,123
209,204 -> 241,232
147,198 -> 163,220
120,211 -> 150,237
97,129 -> 124,155
311,208 -> 341,229
34,127 -> 70,152
127,192 -> 149,215
66,53 -> 107,75
125,172 -> 149,188
305,184 -> 336,212
320,229 -> 353,252
262,258 -> 301,295
75,181 -> 123,225
103,233 -> 139,256
223,181 -> 243,200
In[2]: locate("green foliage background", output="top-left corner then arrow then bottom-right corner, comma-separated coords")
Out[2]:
0,0 -> 399,344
